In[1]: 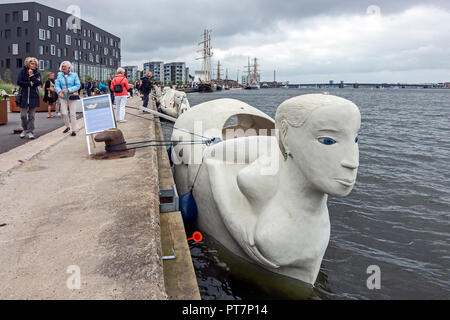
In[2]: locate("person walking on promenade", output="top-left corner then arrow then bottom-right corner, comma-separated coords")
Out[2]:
86,80 -> 92,96
108,74 -> 115,105
110,68 -> 130,123
16,57 -> 42,139
43,72 -> 57,118
55,61 -> 81,137
140,72 -> 154,109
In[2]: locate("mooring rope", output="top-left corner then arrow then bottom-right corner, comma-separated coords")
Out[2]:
124,106 -> 210,141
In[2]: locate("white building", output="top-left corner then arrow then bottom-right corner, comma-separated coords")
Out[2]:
122,65 -> 138,82
164,62 -> 186,85
143,61 -> 164,83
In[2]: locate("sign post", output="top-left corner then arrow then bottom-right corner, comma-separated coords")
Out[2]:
81,94 -> 116,155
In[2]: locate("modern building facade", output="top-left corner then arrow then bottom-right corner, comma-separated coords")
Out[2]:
164,62 -> 186,85
0,2 -> 121,82
123,65 -> 138,82
143,61 -> 164,83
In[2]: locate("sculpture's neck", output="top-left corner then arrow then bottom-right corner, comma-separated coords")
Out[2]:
278,155 -> 328,217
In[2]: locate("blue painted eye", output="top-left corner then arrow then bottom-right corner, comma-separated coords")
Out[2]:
319,137 -> 336,145
355,136 -> 359,143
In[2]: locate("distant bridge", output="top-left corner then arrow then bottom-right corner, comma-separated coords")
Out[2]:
276,83 -> 446,89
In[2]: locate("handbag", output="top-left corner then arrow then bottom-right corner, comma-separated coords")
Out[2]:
64,76 -> 80,100
15,87 -> 23,105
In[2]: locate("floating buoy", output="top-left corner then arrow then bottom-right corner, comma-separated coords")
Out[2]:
187,231 -> 203,242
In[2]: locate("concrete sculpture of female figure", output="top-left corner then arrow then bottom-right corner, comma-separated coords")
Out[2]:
172,94 -> 361,285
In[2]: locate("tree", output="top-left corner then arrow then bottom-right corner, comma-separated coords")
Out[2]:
3,69 -> 12,84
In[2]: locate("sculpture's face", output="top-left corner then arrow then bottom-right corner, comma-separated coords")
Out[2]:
288,102 -> 361,197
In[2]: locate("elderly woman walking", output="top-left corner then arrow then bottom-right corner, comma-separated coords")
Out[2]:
55,61 -> 81,136
110,67 -> 130,123
16,57 -> 42,139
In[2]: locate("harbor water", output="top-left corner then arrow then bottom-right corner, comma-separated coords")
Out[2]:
181,88 -> 450,300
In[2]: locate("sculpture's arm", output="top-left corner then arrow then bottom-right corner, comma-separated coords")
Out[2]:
205,157 -> 280,269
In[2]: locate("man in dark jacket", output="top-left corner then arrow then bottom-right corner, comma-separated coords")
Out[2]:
141,72 -> 154,109
86,80 -> 92,96
17,57 -> 42,139
108,74 -> 115,104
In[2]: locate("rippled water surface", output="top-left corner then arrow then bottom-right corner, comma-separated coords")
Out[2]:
181,88 -> 450,300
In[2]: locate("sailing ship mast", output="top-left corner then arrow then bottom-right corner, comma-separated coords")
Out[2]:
196,29 -> 213,83
243,57 -> 260,89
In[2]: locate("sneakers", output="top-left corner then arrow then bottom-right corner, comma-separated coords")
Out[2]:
27,133 -> 35,139
63,128 -> 70,134
20,131 -> 26,138
71,132 -> 76,137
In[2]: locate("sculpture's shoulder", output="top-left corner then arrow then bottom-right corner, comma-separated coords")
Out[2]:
237,154 -> 280,208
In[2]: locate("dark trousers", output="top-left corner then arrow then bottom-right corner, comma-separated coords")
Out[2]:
87,89 -> 92,96
20,107 -> 36,133
110,91 -> 115,104
143,92 -> 150,108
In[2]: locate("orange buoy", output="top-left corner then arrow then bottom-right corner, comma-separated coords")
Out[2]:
187,231 -> 203,243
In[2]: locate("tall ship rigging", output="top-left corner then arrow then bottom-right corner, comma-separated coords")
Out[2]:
195,29 -> 214,92
244,57 -> 260,90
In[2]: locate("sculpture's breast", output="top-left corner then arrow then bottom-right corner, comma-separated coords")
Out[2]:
254,205 -> 331,269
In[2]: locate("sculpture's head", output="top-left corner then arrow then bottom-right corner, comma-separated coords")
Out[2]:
275,94 -> 361,197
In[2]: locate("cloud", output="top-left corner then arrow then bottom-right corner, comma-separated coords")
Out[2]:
16,0 -> 450,82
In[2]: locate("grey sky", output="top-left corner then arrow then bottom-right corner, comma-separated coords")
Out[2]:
5,0 -> 450,82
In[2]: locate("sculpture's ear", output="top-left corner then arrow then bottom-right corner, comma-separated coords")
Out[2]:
280,119 -> 289,159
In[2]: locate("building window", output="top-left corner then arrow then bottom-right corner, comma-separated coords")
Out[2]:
37,11 -> 41,22
46,30 -> 51,40
12,44 -> 19,55
39,45 -> 44,55
6,59 -> 11,68
96,54 -> 100,63
56,33 -> 60,43
57,48 -> 62,57
45,60 -> 51,70
48,16 -> 54,27
39,29 -> 46,40
39,60 -> 44,70
26,42 -> 30,53
5,13 -> 10,24
95,33 -> 99,42
25,28 -> 28,36
64,48 -> 68,57
65,35 -> 71,45
83,40 -> 86,49
17,27 -> 22,37
13,11 -> 19,22
51,45 -> 56,55
22,10 -> 29,22
83,29 -> 86,37
74,50 -> 79,60
16,58 -> 23,68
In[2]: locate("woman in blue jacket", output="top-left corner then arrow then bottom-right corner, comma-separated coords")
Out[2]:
55,61 -> 81,136
16,57 -> 42,139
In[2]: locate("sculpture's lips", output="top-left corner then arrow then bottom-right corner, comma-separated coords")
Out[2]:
335,178 -> 355,187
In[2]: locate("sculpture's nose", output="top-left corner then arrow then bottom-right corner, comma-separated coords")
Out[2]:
341,159 -> 359,170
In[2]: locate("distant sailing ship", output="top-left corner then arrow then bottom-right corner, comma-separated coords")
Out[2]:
244,57 -> 260,90
195,29 -> 214,92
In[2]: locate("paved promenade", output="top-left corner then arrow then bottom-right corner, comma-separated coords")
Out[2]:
0,97 -> 169,299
